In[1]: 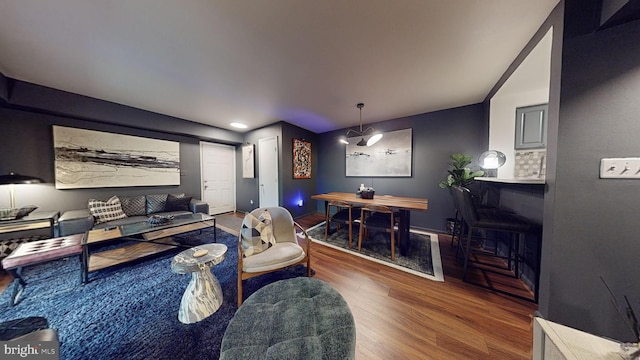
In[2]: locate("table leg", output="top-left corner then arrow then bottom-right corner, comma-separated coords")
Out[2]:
81,244 -> 89,284
399,210 -> 411,256
178,267 -> 223,324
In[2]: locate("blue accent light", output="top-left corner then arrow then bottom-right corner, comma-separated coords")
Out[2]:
297,199 -> 304,207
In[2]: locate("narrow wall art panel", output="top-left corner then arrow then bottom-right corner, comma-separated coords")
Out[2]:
293,138 -> 312,179
242,144 -> 255,178
53,126 -> 180,189
346,128 -> 412,177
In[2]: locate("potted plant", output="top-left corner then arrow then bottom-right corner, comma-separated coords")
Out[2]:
438,153 -> 484,189
439,153 -> 484,236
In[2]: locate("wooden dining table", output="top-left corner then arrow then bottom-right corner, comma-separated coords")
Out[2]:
311,192 -> 428,256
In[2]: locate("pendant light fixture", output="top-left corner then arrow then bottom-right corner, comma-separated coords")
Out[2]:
340,103 -> 383,146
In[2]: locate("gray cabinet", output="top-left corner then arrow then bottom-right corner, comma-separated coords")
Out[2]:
515,104 -> 547,149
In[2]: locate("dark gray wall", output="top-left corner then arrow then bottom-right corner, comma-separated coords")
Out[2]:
0,107 -> 202,212
316,104 -> 486,232
7,81 -> 242,144
281,123 -> 318,219
540,3 -> 640,342
0,72 -> 8,103
0,79 -> 242,213
235,123 -> 282,214
234,122 -> 318,218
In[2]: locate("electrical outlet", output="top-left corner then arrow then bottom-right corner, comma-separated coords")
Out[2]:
250,200 -> 253,205
600,158 -> 640,178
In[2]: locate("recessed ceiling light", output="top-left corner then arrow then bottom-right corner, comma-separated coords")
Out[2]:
230,122 -> 248,129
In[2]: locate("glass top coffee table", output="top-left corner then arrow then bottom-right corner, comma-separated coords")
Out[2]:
82,213 -> 216,283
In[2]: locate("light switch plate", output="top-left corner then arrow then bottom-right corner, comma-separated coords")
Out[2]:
600,157 -> 640,178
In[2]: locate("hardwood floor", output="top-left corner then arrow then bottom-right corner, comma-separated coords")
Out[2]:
296,213 -> 537,360
0,212 -> 537,359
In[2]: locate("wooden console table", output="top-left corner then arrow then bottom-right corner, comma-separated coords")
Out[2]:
0,211 -> 59,238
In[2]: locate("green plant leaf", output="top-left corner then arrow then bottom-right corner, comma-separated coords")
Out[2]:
439,153 -> 483,188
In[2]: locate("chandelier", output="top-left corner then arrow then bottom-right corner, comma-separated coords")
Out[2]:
340,103 -> 383,146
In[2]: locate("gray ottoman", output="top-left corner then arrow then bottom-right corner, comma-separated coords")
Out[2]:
220,277 -> 356,360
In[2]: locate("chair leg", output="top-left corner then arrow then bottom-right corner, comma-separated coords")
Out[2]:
237,275 -> 243,307
357,223 -> 364,252
450,210 -> 459,247
324,209 -> 330,241
462,229 -> 473,282
390,229 -> 395,261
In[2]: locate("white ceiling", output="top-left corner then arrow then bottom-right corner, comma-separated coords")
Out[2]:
0,0 -> 559,134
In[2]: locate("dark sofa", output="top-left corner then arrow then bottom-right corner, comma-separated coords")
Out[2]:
57,193 -> 209,236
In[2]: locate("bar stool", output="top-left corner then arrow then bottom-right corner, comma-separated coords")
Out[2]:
325,200 -> 360,248
451,185 -> 542,302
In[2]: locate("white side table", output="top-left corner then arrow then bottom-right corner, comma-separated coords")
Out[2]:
171,243 -> 227,324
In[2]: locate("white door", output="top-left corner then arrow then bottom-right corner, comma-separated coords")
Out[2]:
258,136 -> 279,207
201,142 -> 235,214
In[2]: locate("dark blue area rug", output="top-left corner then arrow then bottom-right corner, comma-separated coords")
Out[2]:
0,228 -> 311,360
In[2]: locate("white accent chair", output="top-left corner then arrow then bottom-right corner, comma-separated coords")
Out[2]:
237,206 -> 312,306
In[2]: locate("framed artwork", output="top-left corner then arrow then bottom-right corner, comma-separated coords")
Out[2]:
293,138 -> 312,179
53,126 -> 180,189
242,144 -> 255,178
346,128 -> 412,177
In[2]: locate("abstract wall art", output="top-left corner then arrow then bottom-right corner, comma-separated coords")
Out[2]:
293,138 -> 312,179
242,144 -> 255,178
345,128 -> 412,177
53,126 -> 180,189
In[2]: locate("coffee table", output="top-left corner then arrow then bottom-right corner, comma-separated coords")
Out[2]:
82,213 -> 215,283
171,243 -> 227,324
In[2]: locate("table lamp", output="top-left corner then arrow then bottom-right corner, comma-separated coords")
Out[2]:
0,172 -> 44,208
479,150 -> 506,177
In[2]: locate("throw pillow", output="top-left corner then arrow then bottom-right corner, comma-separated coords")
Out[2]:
241,209 -> 276,257
120,195 -> 146,216
165,194 -> 192,212
146,194 -> 168,215
88,196 -> 127,224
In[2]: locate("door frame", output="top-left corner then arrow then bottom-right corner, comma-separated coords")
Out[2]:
258,136 -> 279,207
200,141 -> 236,214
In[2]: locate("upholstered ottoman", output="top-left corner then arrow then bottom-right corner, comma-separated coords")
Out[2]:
220,277 -> 356,360
1,234 -> 84,305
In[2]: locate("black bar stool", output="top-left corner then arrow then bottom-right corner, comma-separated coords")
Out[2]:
451,185 -> 542,303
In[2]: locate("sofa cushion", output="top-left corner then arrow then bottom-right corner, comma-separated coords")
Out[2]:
241,209 -> 276,258
120,195 -> 147,216
165,194 -> 192,212
146,194 -> 168,215
88,196 -> 127,224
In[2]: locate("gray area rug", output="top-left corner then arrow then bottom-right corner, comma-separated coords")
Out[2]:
215,212 -> 243,236
307,222 -> 444,282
